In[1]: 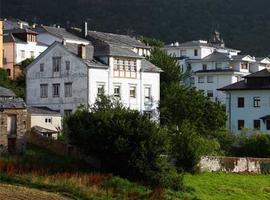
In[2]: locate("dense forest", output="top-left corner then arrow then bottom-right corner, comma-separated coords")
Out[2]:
2,0 -> 270,56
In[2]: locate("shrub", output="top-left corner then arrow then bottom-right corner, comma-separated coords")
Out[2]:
171,121 -> 220,172
64,96 -> 183,190
233,132 -> 270,157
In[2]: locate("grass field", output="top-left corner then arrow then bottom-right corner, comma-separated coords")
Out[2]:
184,173 -> 270,200
1,145 -> 270,199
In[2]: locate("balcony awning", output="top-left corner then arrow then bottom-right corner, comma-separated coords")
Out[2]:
260,115 -> 270,122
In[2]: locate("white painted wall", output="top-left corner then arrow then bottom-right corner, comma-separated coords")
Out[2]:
27,44 -> 89,115
30,114 -> 62,132
227,90 -> 270,133
15,42 -> 47,64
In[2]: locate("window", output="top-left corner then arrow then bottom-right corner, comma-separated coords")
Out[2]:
30,51 -> 34,58
267,120 -> 270,130
207,76 -> 213,83
144,111 -> 152,119
40,84 -> 48,98
194,49 -> 198,56
254,120 -> 261,130
241,62 -> 248,70
53,84 -> 60,98
180,50 -> 186,56
6,69 -> 11,77
66,61 -> 70,71
203,64 -> 207,71
113,58 -> 137,78
198,76 -> 204,83
40,63 -> 44,72
114,86 -> 121,98
190,77 -> 195,85
97,84 -> 105,96
215,62 -> 222,69
207,90 -> 214,98
238,120 -> 245,130
53,57 -> 61,73
238,97 -> 244,108
144,87 -> 151,102
45,118 -> 52,123
253,97 -> 260,107
64,110 -> 72,116
21,50 -> 25,59
130,86 -> 136,98
64,83 -> 72,97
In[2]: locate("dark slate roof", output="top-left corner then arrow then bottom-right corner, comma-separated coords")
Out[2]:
141,59 -> 163,73
27,107 -> 61,115
202,52 -> 231,62
218,80 -> 270,91
4,28 -> 38,35
3,34 -> 15,43
94,44 -> 142,58
245,69 -> 270,78
0,86 -> 16,97
219,69 -> 270,91
0,98 -> 26,109
65,43 -> 94,60
231,55 -> 255,61
260,115 -> 270,121
3,19 -> 30,30
165,41 -> 239,52
32,126 -> 58,134
35,26 -> 89,43
195,68 -> 237,74
87,30 -> 150,49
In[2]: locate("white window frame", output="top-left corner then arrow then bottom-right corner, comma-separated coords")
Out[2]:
64,82 -> 72,97
198,76 -> 204,83
129,85 -> 136,98
113,85 -> 121,98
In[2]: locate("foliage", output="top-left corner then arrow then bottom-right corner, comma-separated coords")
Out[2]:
160,83 -> 227,138
171,121 -> 220,172
64,95 -> 183,190
5,0 -> 270,56
233,132 -> 270,158
140,36 -> 165,48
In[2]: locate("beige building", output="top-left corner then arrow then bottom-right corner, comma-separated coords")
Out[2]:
0,20 -> 3,69
0,86 -> 27,154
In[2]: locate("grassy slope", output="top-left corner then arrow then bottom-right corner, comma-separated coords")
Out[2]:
184,173 -> 270,200
0,183 -> 70,200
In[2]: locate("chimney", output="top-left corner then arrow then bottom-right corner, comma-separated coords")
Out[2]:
78,44 -> 86,59
19,22 -> 23,29
82,21 -> 88,38
62,39 -> 66,46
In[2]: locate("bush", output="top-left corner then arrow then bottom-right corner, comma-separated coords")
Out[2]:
233,132 -> 270,158
171,121 -> 220,172
64,96 -> 183,190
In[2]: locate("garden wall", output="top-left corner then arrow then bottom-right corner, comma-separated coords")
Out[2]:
200,156 -> 270,173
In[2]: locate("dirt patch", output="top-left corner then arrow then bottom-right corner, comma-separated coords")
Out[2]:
0,183 -> 71,200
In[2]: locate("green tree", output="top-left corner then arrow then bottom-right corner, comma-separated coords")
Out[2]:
64,95 -> 183,190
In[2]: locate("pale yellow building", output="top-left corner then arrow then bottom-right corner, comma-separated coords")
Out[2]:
0,19 -> 3,69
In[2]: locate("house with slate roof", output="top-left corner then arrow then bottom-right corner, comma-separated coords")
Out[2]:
219,69 -> 270,133
26,38 -> 162,120
0,86 -> 27,154
3,27 -> 47,79
164,30 -> 269,103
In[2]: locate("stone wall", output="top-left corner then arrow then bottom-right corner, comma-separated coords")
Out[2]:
0,108 -> 27,154
200,156 -> 270,173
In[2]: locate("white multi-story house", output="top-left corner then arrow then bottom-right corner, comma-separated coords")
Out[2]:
3,28 -> 48,79
163,31 -> 268,103
219,69 -> 270,133
26,41 -> 161,119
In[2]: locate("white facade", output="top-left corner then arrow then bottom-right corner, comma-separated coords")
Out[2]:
225,90 -> 270,133
26,43 -> 160,119
15,42 -> 47,64
164,40 -> 260,103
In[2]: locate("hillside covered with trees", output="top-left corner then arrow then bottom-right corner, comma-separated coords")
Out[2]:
3,0 -> 270,56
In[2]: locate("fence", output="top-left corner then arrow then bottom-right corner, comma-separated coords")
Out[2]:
200,156 -> 270,173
